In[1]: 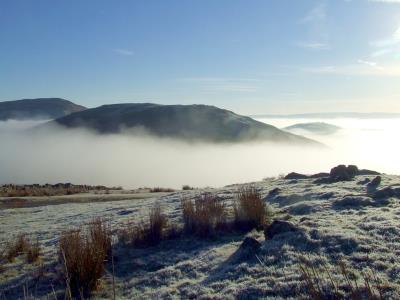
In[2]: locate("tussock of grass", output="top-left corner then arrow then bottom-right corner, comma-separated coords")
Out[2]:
119,202 -> 168,246
299,256 -> 385,299
148,202 -> 167,245
26,238 -> 41,263
3,233 -> 41,264
59,218 -> 111,297
181,193 -> 227,237
5,233 -> 29,262
234,186 -> 269,231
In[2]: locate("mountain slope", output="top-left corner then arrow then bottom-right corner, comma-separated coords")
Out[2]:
51,103 -> 321,144
0,98 -> 86,121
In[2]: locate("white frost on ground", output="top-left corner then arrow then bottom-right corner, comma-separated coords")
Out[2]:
1,174 -> 400,299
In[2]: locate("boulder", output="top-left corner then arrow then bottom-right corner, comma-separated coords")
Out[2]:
347,165 -> 359,178
332,196 -> 375,209
284,172 -> 308,180
309,172 -> 330,179
367,176 -> 382,188
373,187 -> 395,199
264,220 -> 299,239
236,237 -> 262,260
330,165 -> 352,181
357,178 -> 370,185
268,188 -> 281,197
358,169 -> 381,176
313,177 -> 333,184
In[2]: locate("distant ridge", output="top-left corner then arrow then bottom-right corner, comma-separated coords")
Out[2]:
284,122 -> 341,135
252,112 -> 400,119
49,103 -> 322,144
0,98 -> 86,121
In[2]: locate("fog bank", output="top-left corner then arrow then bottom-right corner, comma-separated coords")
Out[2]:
0,118 -> 398,189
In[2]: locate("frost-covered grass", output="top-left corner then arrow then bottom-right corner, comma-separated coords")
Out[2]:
1,175 -> 400,299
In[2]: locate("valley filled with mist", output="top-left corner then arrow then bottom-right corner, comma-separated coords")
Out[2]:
0,116 -> 398,189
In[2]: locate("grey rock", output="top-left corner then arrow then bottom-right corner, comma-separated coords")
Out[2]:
309,172 -> 330,179
373,187 -> 395,199
347,165 -> 359,178
367,176 -> 382,188
333,196 -> 375,209
358,169 -> 381,176
236,237 -> 262,260
264,220 -> 299,239
284,172 -> 308,180
268,188 -> 281,197
357,178 -> 371,185
330,165 -> 353,181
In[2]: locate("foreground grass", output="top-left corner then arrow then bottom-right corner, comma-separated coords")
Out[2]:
1,181 -> 399,299
59,218 -> 111,298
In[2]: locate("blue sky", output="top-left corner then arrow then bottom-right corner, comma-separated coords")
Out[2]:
1,0 -> 400,114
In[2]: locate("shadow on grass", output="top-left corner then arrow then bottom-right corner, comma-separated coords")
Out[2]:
0,261 -> 64,300
110,231 -> 247,279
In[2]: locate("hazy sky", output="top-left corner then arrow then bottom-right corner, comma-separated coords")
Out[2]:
1,0 -> 400,114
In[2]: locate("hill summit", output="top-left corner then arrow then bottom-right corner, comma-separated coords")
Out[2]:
51,103 -> 320,144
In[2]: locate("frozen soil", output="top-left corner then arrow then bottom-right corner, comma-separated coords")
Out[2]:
1,174 -> 400,299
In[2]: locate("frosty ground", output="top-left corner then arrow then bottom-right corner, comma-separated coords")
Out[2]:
1,173 -> 400,299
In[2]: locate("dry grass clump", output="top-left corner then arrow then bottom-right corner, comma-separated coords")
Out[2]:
181,194 -> 227,237
299,256 -> 386,300
182,185 -> 194,190
119,202 -> 168,246
26,238 -> 41,263
59,218 -> 111,298
234,186 -> 268,231
3,233 -> 41,264
5,233 -> 29,262
149,187 -> 175,193
148,202 -> 168,245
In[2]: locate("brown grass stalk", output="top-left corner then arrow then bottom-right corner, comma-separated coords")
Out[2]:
234,186 -> 268,231
181,194 -> 227,237
59,218 -> 111,297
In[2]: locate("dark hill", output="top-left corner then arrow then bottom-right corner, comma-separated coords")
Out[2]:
51,103 -> 321,144
0,98 -> 86,121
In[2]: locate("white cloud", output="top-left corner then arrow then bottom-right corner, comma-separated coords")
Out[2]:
303,60 -> 400,76
296,41 -> 330,50
370,48 -> 393,57
369,25 -> 400,58
357,59 -> 381,68
114,48 -> 134,56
